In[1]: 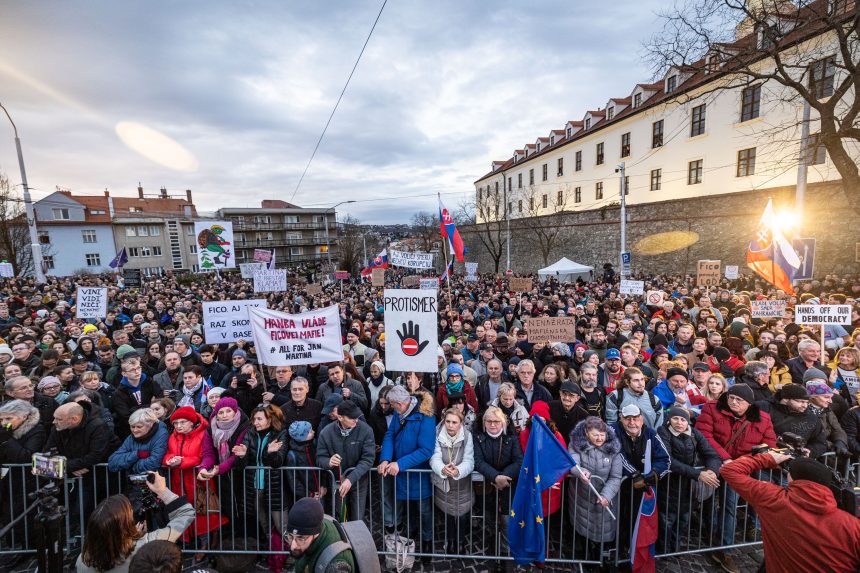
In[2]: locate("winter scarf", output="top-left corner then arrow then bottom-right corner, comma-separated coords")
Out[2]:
211,414 -> 242,462
177,379 -> 203,408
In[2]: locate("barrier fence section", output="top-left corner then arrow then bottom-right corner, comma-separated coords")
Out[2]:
0,459 -> 857,566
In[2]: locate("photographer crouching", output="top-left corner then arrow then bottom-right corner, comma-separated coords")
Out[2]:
720,451 -> 860,573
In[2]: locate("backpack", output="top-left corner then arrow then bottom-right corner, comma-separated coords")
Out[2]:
611,387 -> 662,416
315,516 -> 381,573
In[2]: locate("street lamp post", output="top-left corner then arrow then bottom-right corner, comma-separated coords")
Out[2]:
0,102 -> 46,283
323,200 -> 355,271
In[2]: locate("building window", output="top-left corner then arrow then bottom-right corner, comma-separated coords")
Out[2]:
152,246 -> 163,256
290,247 -> 303,256
129,247 -> 140,257
737,148 -> 756,176
652,120 -> 664,148
566,126 -> 572,138
90,210 -> 105,215
809,133 -> 827,164
624,176 -> 630,195
595,182 -> 603,200
190,244 -> 198,254
137,225 -> 149,237
585,118 -> 591,130
550,135 -> 555,145
85,253 -> 101,267
575,151 -> 582,171
81,230 -> 97,243
38,233 -> 50,245
126,227 -> 137,237
688,160 -> 703,185
574,187 -> 582,203
128,207 -> 141,213
529,197 -> 534,211
186,225 -> 194,235
541,194 -> 548,209
707,55 -> 720,73
149,225 -> 161,236
557,189 -> 564,204
542,164 -> 548,181
284,215 -> 299,223
495,181 -> 499,194
607,107 -> 614,120
518,174 -> 523,189
52,208 -> 69,220
477,188 -> 482,203
633,93 -> 641,108
557,157 -> 563,176
529,169 -> 534,186
831,0 -> 853,15
810,56 -> 836,99
43,255 -> 54,270
507,177 -> 512,191
666,75 -> 677,93
508,201 -> 513,213
494,205 -> 499,219
741,85 -> 761,122
515,200 -> 521,213
691,104 -> 706,137
596,142 -> 604,165
621,132 -> 631,158
650,169 -> 662,191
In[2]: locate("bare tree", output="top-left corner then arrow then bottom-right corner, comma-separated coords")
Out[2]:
646,0 -> 860,212
410,211 -> 437,252
0,172 -> 49,276
337,214 -> 365,276
459,188 -> 505,273
516,184 -> 570,265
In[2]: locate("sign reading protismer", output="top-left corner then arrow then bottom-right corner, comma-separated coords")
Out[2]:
795,304 -> 852,325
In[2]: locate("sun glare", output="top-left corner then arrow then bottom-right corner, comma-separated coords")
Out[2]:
115,121 -> 199,172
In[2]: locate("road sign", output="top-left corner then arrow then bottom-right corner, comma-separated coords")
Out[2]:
505,269 -> 513,276
792,238 -> 815,281
621,252 -> 631,276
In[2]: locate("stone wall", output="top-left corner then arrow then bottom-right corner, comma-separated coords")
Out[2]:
460,182 -> 860,277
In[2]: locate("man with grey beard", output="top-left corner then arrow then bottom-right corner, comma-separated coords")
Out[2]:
578,362 -> 606,419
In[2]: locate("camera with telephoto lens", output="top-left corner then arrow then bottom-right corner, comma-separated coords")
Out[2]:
752,432 -> 807,469
128,473 -> 159,524
829,469 -> 860,518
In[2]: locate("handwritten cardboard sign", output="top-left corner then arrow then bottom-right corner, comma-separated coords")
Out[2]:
751,299 -> 786,318
526,317 -> 577,343
696,260 -> 721,286
371,268 -> 386,287
509,277 -> 532,292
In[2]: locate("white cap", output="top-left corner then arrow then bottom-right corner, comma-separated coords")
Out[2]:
620,404 -> 642,418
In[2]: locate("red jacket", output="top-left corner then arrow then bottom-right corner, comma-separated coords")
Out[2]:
163,412 -> 215,499
721,454 -> 860,573
696,395 -> 776,460
435,381 -> 478,415
707,353 -> 745,374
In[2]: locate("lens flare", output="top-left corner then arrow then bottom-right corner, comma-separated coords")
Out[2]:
635,231 -> 700,256
115,121 -> 198,172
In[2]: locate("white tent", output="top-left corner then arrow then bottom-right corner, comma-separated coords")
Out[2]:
538,257 -> 594,283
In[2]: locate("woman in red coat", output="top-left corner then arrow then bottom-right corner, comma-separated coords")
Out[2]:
436,364 -> 478,415
518,401 -> 565,517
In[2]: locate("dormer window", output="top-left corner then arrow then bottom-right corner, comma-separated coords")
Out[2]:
831,0 -> 853,15
633,93 -> 641,108
536,143 -> 541,152
550,135 -> 555,145
707,55 -> 720,73
666,75 -> 677,93
607,107 -> 614,120
566,127 -> 572,137
757,23 -> 778,50
585,118 -> 591,130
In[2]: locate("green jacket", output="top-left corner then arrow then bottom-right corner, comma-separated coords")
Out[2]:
294,519 -> 355,573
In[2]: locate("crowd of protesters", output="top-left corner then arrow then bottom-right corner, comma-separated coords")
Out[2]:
0,269 -> 859,572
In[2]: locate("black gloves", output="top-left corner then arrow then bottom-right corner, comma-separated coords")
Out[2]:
834,441 -> 850,457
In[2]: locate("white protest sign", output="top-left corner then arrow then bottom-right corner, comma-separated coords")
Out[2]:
619,280 -> 644,295
194,221 -> 235,270
384,289 -> 438,372
389,250 -> 434,269
0,262 -> 13,278
465,274 -> 478,282
75,287 -> 108,319
751,299 -> 787,318
795,304 -> 852,325
202,299 -> 267,343
419,278 -> 438,290
465,262 -> 478,275
240,262 -> 265,279
645,290 -> 664,306
249,305 -> 342,366
254,269 -> 287,293
725,265 -> 739,280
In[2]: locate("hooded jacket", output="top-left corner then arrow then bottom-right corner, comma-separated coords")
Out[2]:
113,373 -> 160,440
107,420 -> 170,473
44,401 -> 112,473
768,402 -> 828,458
696,394 -> 777,460
0,407 -> 46,464
380,390 -> 436,500
721,454 -> 860,573
163,410 -> 215,499
567,421 -> 622,542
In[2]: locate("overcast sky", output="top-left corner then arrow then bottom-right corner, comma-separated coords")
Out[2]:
0,0 -> 668,223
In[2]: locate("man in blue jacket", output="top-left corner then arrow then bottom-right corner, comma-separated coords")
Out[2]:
378,385 -> 436,560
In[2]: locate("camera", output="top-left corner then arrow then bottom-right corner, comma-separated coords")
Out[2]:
236,373 -> 251,388
751,432 -> 807,465
128,473 -> 160,524
32,453 -> 67,479
830,470 -> 860,518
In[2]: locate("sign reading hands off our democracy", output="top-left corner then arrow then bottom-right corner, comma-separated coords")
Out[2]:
795,304 -> 852,325
249,305 -> 342,366
384,289 -> 438,372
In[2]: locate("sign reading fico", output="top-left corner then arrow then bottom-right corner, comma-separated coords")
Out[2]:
696,260 -> 721,286
383,289 -> 438,372
202,299 -> 267,343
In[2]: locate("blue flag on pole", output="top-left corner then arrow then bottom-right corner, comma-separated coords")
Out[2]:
507,415 -> 576,565
109,247 -> 128,269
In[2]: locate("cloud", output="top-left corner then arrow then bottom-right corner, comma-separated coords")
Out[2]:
0,0 -> 666,222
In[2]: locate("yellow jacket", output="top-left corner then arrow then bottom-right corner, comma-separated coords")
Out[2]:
768,365 -> 792,392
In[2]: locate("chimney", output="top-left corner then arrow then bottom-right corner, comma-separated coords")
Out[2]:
185,189 -> 192,203
160,187 -> 168,199
137,183 -> 144,199
103,188 -> 110,197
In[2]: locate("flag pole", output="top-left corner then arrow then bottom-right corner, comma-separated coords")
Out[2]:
438,193 -> 455,319
584,479 -> 616,520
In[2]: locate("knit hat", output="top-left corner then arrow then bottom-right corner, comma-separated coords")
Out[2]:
667,406 -> 690,423
582,350 -> 598,363
37,376 -> 61,390
560,381 -> 581,395
288,421 -> 312,442
213,396 -> 239,416
788,457 -> 832,487
232,349 -> 247,359
321,393 -> 344,415
437,347 -> 446,357
116,344 -> 138,360
573,343 -> 588,354
170,406 -> 199,424
0,345 -> 13,360
370,360 -> 385,374
446,364 -> 465,378
387,385 -> 411,404
82,324 -> 98,335
783,323 -> 802,338
286,497 -> 324,536
727,384 -> 755,404
713,346 -> 731,362
337,400 -> 361,419
507,356 -> 521,366
802,367 -> 828,384
806,381 -> 833,396
529,400 -> 551,420
173,335 -> 191,347
778,384 -> 809,401
650,345 -> 669,360
666,367 -> 688,380
348,328 -> 361,337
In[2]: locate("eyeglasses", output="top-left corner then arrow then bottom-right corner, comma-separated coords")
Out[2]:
484,419 -> 503,425
284,533 -> 313,544
122,366 -> 142,373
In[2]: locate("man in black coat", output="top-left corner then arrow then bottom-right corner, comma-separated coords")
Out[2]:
113,357 -> 160,440
548,381 -> 589,445
278,376 -> 323,430
767,384 -> 829,458
738,360 -> 774,407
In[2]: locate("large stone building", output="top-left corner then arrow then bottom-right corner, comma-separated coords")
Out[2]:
470,0 -> 860,276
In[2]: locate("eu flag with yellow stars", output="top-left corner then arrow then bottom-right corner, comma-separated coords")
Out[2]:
508,414 -> 576,565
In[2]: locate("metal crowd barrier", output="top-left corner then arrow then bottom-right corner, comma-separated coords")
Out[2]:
0,459 -> 857,566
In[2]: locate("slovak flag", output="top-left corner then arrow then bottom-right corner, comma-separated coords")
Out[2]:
439,260 -> 454,284
746,199 -> 801,295
631,486 -> 658,573
360,249 -> 389,277
439,197 -> 465,262
202,376 -> 213,397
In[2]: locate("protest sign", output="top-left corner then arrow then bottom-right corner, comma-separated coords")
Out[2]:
751,299 -> 787,318
645,290 -> 664,306
202,299 -> 267,343
240,262 -> 265,279
249,305 -> 342,366
254,269 -> 287,293
334,271 -> 350,280
420,278 -> 438,290
305,283 -> 322,296
619,280 -> 644,295
371,268 -> 386,287
509,277 -> 532,292
384,289 -> 438,372
194,221 -> 235,270
696,260 -> 721,286
402,276 -> 420,287
76,287 -> 108,319
465,274 -> 478,282
795,304 -> 852,325
123,268 -> 142,288
0,262 -> 13,278
253,249 -> 272,263
725,265 -> 739,280
389,250 -> 434,269
527,317 -> 577,343
465,262 -> 478,275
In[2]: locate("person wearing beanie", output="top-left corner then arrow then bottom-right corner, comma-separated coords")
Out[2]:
342,327 -> 368,365
163,406 -> 219,522
36,375 -> 68,405
548,381 -> 589,446
720,450 -> 860,573
805,381 -> 850,457
653,366 -> 707,415
286,497 -> 356,572
768,384 -> 828,458
366,360 -> 393,409
696,375 -> 777,571
708,345 -> 745,380
436,363 -> 479,416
